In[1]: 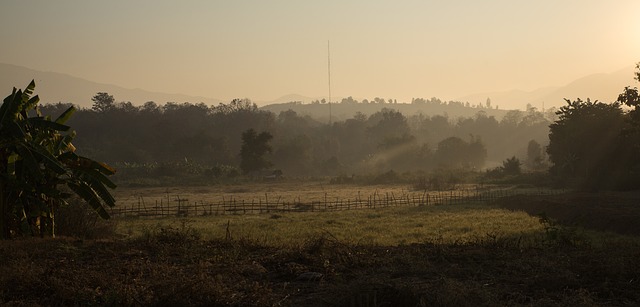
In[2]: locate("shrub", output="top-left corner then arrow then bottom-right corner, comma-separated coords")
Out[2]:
55,199 -> 117,239
412,171 -> 462,190
502,156 -> 522,176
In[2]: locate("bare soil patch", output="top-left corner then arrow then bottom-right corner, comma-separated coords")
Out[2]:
2,233 -> 640,306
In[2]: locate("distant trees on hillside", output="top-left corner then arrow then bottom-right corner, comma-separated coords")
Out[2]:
36,92 -> 554,181
19,63 -> 640,190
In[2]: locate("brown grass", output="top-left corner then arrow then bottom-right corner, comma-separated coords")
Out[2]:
116,204 -> 546,248
113,181 -> 423,208
1,232 -> 639,306
2,187 -> 640,306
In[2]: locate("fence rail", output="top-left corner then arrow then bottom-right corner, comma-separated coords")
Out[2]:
109,187 -> 565,218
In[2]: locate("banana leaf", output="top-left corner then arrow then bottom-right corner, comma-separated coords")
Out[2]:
66,181 -> 110,219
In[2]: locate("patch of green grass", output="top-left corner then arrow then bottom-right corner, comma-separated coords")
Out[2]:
115,201 -> 546,247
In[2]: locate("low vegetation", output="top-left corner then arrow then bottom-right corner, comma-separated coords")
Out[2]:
117,200 -> 545,247
2,189 -> 640,306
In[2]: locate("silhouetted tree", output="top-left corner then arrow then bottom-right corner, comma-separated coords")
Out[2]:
91,92 -> 115,113
141,101 -> 160,114
547,98 -> 625,188
367,108 -> 410,144
526,139 -> 545,170
340,96 -> 358,104
501,156 -> 521,175
467,136 -> 488,169
239,129 -> 273,174
273,134 -> 312,175
500,110 -> 524,128
214,98 -> 257,114
617,63 -> 640,116
435,136 -> 487,170
435,137 -> 467,169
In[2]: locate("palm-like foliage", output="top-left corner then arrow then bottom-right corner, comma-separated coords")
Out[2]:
0,81 -> 116,238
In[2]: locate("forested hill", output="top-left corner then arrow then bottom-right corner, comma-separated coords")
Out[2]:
261,98 -> 513,122
38,94 -> 551,182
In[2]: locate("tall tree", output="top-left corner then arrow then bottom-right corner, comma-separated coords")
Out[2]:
434,136 -> 487,170
547,98 -> 625,188
91,92 -> 115,113
239,129 -> 273,174
434,137 -> 468,169
617,62 -> 640,121
526,139 -> 545,170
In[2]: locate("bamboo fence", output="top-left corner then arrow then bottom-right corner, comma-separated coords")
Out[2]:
108,187 -> 565,218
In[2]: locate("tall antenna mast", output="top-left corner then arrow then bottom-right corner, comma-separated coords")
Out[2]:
328,40 -> 332,125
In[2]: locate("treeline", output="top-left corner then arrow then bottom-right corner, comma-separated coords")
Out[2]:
547,98 -> 640,190
261,96 -> 534,123
543,63 -> 640,190
39,93 -> 552,181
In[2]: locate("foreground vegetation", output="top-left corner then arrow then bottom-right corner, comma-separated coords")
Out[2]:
2,192 -> 640,306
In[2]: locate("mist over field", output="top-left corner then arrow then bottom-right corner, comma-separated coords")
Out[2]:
2,1 -> 640,306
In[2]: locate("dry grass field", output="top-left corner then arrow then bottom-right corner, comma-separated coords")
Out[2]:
116,201 -> 545,247
2,184 -> 640,306
113,181 -> 427,208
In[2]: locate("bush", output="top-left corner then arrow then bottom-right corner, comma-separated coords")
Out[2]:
55,199 -> 117,239
412,171 -> 462,191
502,156 -> 522,176
482,170 -> 553,186
141,219 -> 202,246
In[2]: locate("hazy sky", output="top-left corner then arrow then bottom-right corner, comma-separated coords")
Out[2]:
1,0 -> 639,103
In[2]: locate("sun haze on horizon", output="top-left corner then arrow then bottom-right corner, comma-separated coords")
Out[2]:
0,0 -> 638,106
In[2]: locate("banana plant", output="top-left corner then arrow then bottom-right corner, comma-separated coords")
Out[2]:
0,80 -> 116,238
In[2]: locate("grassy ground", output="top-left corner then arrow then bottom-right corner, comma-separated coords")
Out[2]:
112,181 -> 531,210
2,188 -> 640,306
116,202 -> 545,247
113,181 -> 428,208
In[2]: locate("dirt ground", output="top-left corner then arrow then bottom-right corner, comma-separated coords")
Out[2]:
496,191 -> 640,236
2,192 -> 640,306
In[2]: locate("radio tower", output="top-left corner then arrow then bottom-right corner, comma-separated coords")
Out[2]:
328,40 -> 332,125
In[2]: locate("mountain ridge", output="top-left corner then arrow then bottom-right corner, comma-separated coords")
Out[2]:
1,63 -> 635,110
457,66 -> 635,109
0,63 -> 224,108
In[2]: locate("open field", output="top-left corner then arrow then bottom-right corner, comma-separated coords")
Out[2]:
116,201 -> 545,247
112,182 -> 564,207
2,185 -> 640,306
110,181 -> 563,217
112,181 -> 435,210
113,183 -> 567,246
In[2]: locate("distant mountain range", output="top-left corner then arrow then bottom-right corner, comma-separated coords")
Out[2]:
1,63 -> 636,110
0,63 -> 224,108
456,66 -> 636,110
